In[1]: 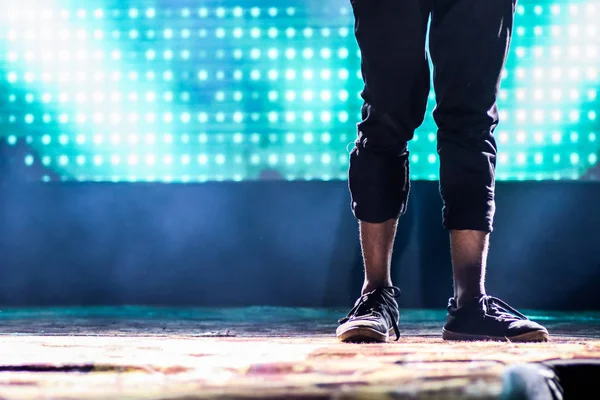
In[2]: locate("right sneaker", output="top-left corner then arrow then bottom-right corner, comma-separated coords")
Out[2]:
336,287 -> 400,343
442,295 -> 550,342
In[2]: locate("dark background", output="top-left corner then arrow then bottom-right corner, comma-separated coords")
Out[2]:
1,164 -> 599,310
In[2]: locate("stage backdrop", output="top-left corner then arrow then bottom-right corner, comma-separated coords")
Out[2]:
0,1 -> 599,310
0,0 -> 599,182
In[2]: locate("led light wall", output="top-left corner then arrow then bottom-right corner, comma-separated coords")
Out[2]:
0,0 -> 598,182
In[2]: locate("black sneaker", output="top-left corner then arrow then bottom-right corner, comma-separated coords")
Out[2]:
336,287 -> 400,343
442,295 -> 549,342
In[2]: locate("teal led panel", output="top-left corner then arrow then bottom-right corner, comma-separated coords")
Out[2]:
0,0 -> 598,182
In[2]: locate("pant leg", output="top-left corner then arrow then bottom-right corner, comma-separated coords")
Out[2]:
429,0 -> 516,232
348,0 -> 431,223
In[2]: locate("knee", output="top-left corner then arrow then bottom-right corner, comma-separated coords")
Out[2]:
357,102 -> 417,147
348,145 -> 410,223
434,104 -> 501,139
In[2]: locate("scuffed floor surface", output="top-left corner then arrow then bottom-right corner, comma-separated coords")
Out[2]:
0,307 -> 598,400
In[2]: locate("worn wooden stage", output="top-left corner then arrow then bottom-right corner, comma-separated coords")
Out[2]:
0,308 -> 598,399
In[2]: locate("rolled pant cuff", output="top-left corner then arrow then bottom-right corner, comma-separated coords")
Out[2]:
443,211 -> 494,233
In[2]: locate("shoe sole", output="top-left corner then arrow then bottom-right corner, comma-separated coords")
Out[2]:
337,327 -> 393,343
442,328 -> 549,343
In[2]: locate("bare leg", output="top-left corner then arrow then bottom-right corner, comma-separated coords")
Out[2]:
336,218 -> 401,342
360,219 -> 398,294
450,230 -> 488,308
444,229 -> 548,342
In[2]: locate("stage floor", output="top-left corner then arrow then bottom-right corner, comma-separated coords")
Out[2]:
0,307 -> 598,399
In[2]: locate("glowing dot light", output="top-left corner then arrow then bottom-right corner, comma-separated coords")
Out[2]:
1,2 -> 596,183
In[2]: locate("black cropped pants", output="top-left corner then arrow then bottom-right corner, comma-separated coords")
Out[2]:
348,0 -> 515,232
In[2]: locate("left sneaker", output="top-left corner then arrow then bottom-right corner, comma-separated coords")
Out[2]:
336,287 -> 400,343
442,295 -> 549,342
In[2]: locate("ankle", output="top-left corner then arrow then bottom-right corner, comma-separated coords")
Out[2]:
456,292 -> 485,308
362,280 -> 393,295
